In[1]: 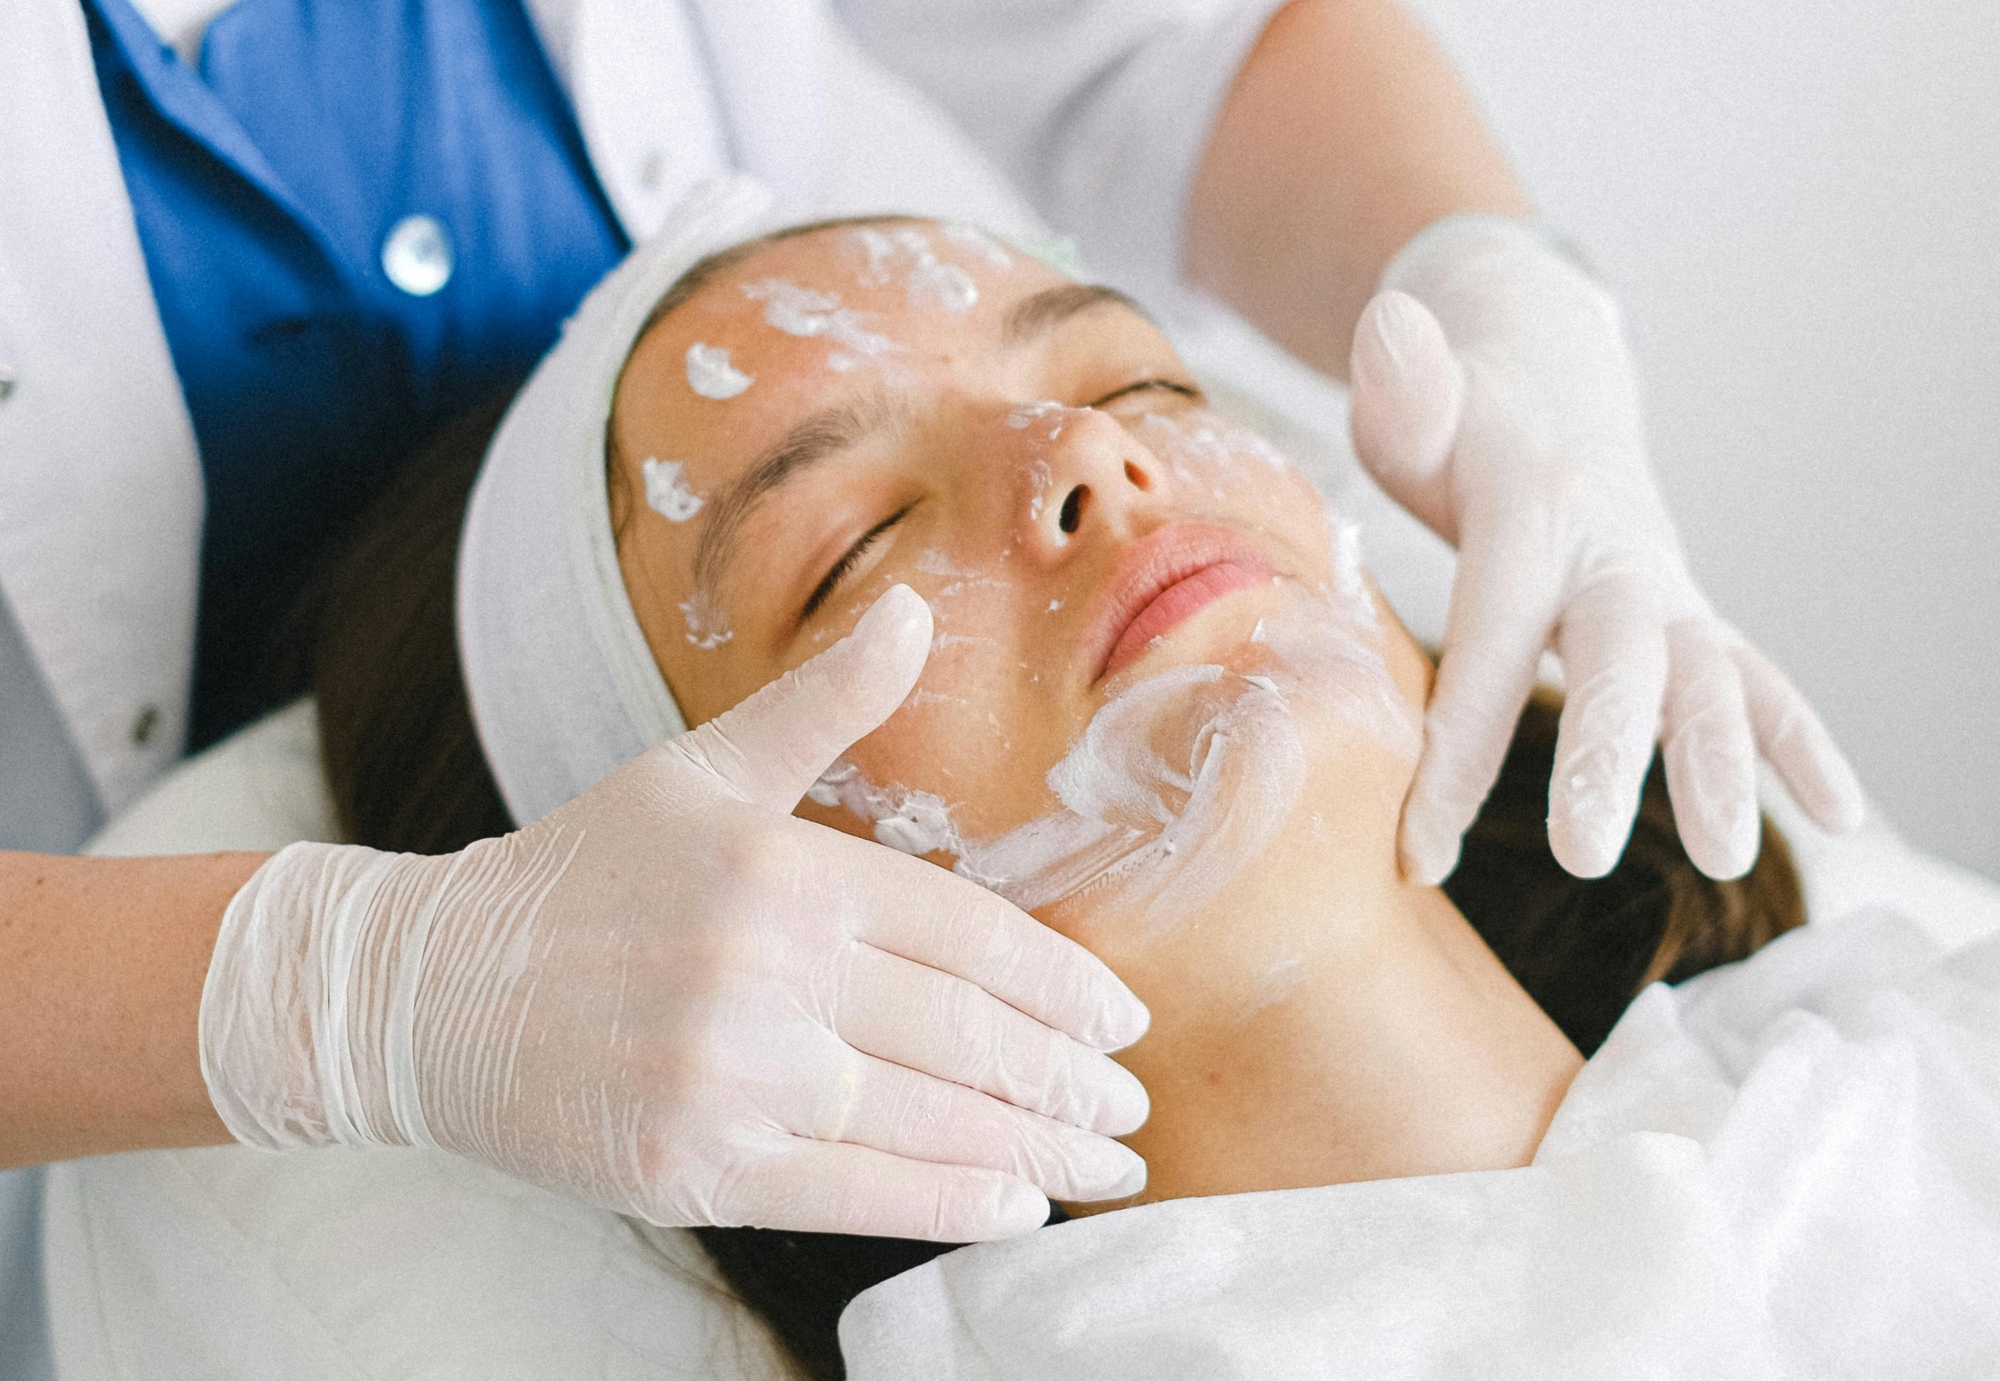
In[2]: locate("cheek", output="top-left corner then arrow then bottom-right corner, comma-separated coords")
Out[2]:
791,550 -> 1079,849
837,619 -> 1073,842
1367,582 -> 1436,724
1135,412 -> 1335,570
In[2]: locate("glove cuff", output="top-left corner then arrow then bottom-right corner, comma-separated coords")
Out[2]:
1380,213 -> 1599,295
199,840 -> 438,1151
1377,214 -> 1628,381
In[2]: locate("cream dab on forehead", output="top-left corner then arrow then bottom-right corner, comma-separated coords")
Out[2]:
741,278 -> 897,361
852,225 -> 979,316
642,458 -> 704,522
684,341 -> 753,399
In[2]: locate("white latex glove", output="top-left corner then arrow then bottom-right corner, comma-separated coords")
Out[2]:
1349,216 -> 1865,884
201,585 -> 1150,1241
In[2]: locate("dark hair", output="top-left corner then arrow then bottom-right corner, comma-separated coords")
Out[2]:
314,405 -> 1803,1381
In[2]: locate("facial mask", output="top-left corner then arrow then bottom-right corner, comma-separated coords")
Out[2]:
684,342 -> 753,399
642,458 -> 705,522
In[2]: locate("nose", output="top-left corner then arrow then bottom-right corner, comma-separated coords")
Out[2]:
1012,406 -> 1159,558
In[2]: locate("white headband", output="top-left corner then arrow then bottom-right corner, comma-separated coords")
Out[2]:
457,175 -> 784,826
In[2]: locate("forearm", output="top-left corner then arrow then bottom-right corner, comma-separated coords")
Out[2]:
0,849 -> 260,1166
1186,0 -> 1530,378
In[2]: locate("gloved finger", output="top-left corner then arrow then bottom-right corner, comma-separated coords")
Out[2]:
708,1137 -> 1051,1241
1348,289 -> 1466,544
853,849 -> 1150,1052
1400,533 -> 1558,885
1731,641 -> 1867,834
1548,575 -> 1670,878
671,584 -> 932,810
1659,620 -> 1760,879
832,942 -> 1149,1135
796,1042 -> 1146,1204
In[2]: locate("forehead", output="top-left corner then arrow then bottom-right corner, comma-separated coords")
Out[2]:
655,220 -> 1069,349
609,222 -> 1109,478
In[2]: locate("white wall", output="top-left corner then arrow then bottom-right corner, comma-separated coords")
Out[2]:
1398,0 -> 2000,877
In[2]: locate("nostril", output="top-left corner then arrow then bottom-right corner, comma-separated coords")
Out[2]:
1123,460 -> 1150,491
1059,485 -> 1088,534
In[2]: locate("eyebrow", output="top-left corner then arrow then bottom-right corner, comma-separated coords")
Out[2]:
693,392 -> 896,595
1002,283 -> 1151,347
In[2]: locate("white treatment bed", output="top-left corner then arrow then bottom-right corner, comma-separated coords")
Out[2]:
42,21 -> 2000,1380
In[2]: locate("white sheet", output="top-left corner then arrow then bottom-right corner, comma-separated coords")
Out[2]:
841,912 -> 2000,1379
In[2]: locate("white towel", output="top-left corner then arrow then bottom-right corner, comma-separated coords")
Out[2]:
456,175 -> 783,827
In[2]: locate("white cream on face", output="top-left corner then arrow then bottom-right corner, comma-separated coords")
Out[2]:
815,582 -> 1416,935
742,278 -> 897,361
1025,460 -> 1054,522
984,580 -> 1415,924
807,763 -> 961,856
1327,511 -> 1377,628
642,458 -> 704,522
678,591 -> 733,650
942,222 -> 1014,271
852,226 -> 979,315
1006,400 -> 1066,434
684,341 -> 753,399
1004,404 -> 1075,543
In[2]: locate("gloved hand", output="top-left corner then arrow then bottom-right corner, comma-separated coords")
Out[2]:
201,585 -> 1150,1240
1349,216 -> 1865,884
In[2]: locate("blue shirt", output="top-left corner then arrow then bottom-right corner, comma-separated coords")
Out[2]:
86,0 -> 628,749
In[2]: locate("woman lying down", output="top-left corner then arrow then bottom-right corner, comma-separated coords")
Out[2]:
288,178 -> 2000,1380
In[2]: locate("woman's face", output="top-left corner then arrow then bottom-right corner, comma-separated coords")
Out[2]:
609,221 -> 1431,944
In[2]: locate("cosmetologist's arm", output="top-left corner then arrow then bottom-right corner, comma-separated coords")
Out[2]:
1187,0 -> 1530,379
0,849 -> 250,1166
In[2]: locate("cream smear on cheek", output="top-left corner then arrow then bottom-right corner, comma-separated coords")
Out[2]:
913,548 -> 1006,653
810,418 -> 1421,935
814,579 -> 1416,933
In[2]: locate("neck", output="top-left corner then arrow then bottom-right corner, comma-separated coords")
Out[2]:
1054,768 -> 1583,1210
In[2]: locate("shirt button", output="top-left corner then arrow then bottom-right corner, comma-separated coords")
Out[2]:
0,365 -> 15,403
381,215 -> 454,297
132,704 -> 160,746
639,150 -> 668,192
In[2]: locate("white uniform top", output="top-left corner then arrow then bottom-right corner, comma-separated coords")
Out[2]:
0,0 -> 1288,841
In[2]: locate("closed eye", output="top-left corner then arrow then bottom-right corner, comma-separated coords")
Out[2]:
801,502 -> 917,623
1088,378 -> 1203,409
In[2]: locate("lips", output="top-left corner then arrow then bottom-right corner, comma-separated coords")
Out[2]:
1084,524 -> 1276,681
